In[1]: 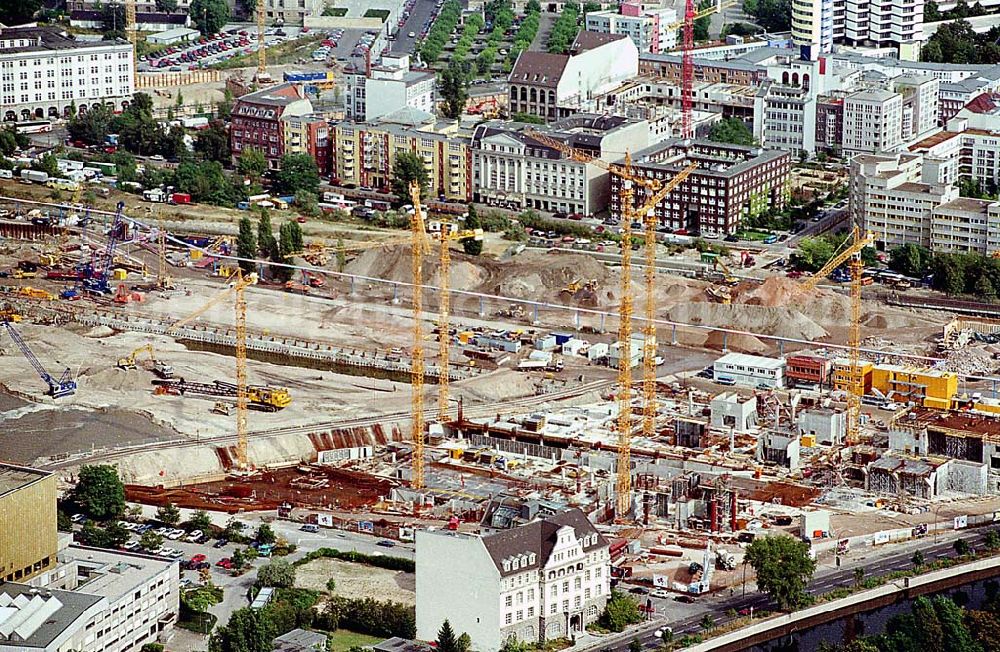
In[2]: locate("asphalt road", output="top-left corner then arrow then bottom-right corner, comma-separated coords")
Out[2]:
599,528 -> 997,651
392,0 -> 442,55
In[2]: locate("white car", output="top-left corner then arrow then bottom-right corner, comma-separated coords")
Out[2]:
123,540 -> 140,551
169,549 -> 184,559
408,31 -> 416,37
186,530 -> 203,542
167,529 -> 185,540
154,527 -> 170,536
155,547 -> 172,556
118,521 -> 135,531
650,589 -> 671,599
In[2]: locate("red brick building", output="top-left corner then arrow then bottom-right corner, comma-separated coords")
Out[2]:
230,83 -> 314,170
785,355 -> 830,387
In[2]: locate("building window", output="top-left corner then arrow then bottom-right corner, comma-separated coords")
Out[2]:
506,595 -> 512,607
506,613 -> 512,625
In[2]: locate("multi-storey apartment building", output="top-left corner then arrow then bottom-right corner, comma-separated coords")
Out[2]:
0,26 -> 134,122
471,114 -> 651,216
842,0 -> 923,47
283,114 -> 330,176
850,152 -> 959,249
611,140 -> 790,236
331,109 -> 473,202
416,509 -> 610,652
792,0 -> 835,53
229,83 -> 313,170
842,88 -> 903,154
584,2 -> 677,54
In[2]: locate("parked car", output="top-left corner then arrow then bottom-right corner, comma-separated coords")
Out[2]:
70,513 -> 87,523
123,541 -> 140,551
216,558 -> 234,569
376,540 -> 395,548
213,538 -> 228,549
186,530 -> 204,542
190,554 -> 207,564
167,529 -> 185,540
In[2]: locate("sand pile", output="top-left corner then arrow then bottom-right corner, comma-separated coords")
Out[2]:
704,331 -> 770,353
667,302 -> 829,341
492,251 -> 615,303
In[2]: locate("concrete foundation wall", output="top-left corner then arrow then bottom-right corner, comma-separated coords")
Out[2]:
943,459 -> 988,495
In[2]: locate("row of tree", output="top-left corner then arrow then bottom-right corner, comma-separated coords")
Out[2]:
235,211 -> 305,278
420,0 -> 464,64
503,0 -> 542,72
547,3 -> 581,54
741,0 -> 791,33
889,243 -> 1000,298
924,0 -> 993,22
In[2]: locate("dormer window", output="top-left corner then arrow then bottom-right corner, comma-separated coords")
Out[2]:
503,560 -> 511,572
529,553 -> 536,564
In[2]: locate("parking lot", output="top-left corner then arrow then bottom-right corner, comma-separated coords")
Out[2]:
139,26 -> 304,72
390,0 -> 442,55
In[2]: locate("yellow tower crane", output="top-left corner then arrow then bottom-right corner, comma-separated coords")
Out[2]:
255,0 -> 271,84
636,162 -> 699,449
124,0 -> 137,89
664,0 -> 736,29
797,226 -> 874,444
169,270 -> 259,471
524,129 -> 668,518
409,181 -> 429,490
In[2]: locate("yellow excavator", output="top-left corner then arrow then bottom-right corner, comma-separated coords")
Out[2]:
117,344 -> 174,378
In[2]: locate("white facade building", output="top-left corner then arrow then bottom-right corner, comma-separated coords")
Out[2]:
0,543 -> 179,651
930,197 -> 1000,254
416,509 -> 610,652
0,26 -> 134,123
792,0 -> 835,53
843,88 -> 903,155
471,115 -> 650,216
344,54 -> 435,122
850,152 -> 960,249
842,0 -> 923,47
584,3 -> 677,54
713,353 -> 785,389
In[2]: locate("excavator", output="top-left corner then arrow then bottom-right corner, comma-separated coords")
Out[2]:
116,344 -> 174,378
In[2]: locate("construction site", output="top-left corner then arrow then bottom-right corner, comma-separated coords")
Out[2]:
4,153 -> 1000,599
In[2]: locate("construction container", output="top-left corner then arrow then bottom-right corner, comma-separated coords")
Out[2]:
458,331 -> 474,344
190,249 -> 203,261
800,433 -> 816,448
112,268 -> 128,280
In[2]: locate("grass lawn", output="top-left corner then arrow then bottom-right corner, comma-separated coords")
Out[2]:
326,629 -> 383,651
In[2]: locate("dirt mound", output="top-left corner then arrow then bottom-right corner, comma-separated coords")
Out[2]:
667,302 -> 828,342
704,331 -> 769,353
735,277 -> 852,326
864,314 -> 889,329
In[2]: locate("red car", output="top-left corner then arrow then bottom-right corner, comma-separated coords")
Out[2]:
190,554 -> 206,564
216,558 -> 233,569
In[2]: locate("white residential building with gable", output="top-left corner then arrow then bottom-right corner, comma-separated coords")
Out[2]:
415,509 -> 610,652
843,88 -> 903,155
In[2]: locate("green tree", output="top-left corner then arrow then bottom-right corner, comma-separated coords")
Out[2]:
191,0 -> 231,35
437,620 -> 459,652
700,614 -> 716,631
925,0 -> 941,20
190,510 -> 213,531
236,216 -> 258,274
966,609 -> 1000,652
112,151 -> 138,184
912,550 -> 925,568
255,523 -> 276,546
986,530 -> 1000,551
100,3 -> 126,37
0,130 -> 19,157
708,117 -> 755,146
955,539 -> 972,556
888,243 -> 932,277
155,0 -> 178,11
57,510 -> 72,532
231,547 -> 248,570
457,633 -> 472,652
275,153 -> 320,196
336,237 -> 347,272
391,151 -> 429,203
73,465 -> 126,520
140,530 -> 164,551
599,590 -> 643,632
792,236 -> 837,272
744,534 -> 816,610
0,0 -> 42,25
118,93 -> 164,156
694,0 -> 712,40
195,120 -> 230,163
257,559 -> 296,588
462,204 -> 483,255
141,644 -> 165,652
933,254 -> 968,295
742,0 -> 792,31
440,61 -> 469,119
156,502 -> 181,525
238,148 -> 268,179
257,210 -> 277,257
547,3 -> 581,53
854,566 -> 865,588
293,189 -> 319,216
105,521 -> 130,547
34,153 -> 59,177
159,125 -> 187,160
208,607 -> 275,652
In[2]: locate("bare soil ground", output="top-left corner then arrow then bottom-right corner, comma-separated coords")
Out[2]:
296,558 -> 415,605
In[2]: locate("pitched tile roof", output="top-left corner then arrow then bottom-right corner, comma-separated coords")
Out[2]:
480,508 -> 607,577
509,51 -> 569,88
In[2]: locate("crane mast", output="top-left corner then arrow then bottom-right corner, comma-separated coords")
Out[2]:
615,157 -> 635,519
410,181 -> 428,490
438,229 -> 450,421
